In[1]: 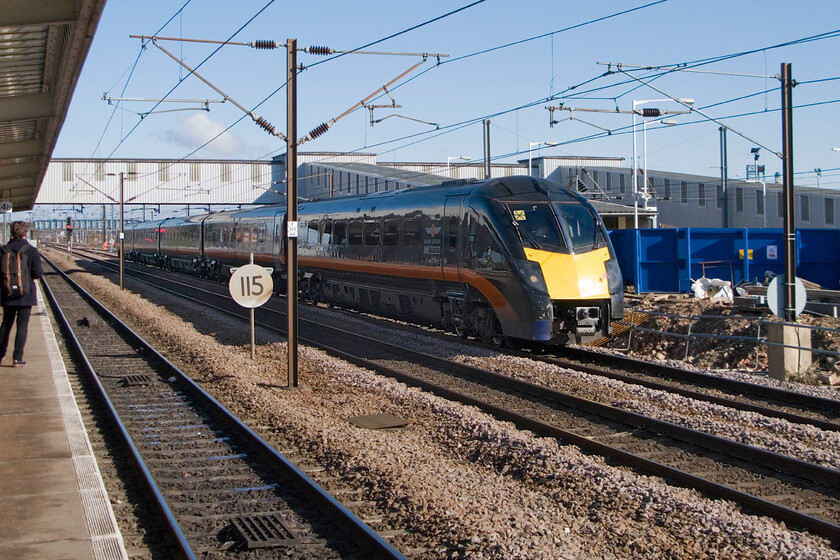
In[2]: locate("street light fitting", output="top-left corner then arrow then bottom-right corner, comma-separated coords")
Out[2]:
447,156 -> 471,166
528,142 -> 559,178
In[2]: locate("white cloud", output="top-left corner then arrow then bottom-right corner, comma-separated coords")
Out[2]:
165,112 -> 245,157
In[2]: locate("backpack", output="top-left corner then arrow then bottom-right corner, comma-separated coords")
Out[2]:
0,244 -> 32,298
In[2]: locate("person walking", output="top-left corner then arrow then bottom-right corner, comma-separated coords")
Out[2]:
0,221 -> 43,366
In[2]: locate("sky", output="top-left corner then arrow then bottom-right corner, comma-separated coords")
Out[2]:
50,0 -> 840,198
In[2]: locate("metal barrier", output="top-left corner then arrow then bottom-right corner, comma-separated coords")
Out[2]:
611,308 -> 840,371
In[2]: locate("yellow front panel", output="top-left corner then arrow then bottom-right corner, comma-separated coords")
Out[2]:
524,247 -> 611,300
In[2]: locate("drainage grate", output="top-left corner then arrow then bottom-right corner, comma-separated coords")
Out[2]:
120,374 -> 153,386
229,513 -> 302,549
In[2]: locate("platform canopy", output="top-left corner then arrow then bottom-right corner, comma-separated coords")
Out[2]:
0,0 -> 106,212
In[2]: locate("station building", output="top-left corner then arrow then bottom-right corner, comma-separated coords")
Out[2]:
31,154 -> 839,233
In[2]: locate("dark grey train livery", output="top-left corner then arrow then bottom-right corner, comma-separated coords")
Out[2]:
127,176 -> 624,344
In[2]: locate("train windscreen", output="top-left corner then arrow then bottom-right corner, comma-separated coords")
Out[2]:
553,202 -> 607,252
505,203 -> 568,253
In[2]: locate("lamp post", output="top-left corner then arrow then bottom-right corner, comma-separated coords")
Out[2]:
528,141 -> 559,177
632,98 -> 693,227
446,156 -> 471,177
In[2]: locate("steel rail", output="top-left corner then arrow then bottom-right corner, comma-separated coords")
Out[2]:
40,255 -> 407,560
556,344 -> 840,415
62,249 -> 840,543
539,354 -> 840,432
40,261 -> 197,560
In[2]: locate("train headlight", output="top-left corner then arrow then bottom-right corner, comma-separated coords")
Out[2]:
516,260 -> 548,294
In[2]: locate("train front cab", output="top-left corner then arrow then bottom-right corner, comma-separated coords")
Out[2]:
517,191 -> 624,344
448,178 -> 623,345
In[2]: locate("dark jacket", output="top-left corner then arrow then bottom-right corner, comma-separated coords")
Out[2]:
1,238 -> 42,307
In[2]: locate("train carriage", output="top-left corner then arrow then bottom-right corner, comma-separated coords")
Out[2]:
201,207 -> 282,281
127,176 -> 623,346
126,218 -> 168,267
295,176 -> 623,344
158,215 -> 205,274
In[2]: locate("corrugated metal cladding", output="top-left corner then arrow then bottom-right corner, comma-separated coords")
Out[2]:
382,162 -> 524,180
1,1 -> 107,211
38,159 -> 283,205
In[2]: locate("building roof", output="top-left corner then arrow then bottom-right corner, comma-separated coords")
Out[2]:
307,160 -> 449,187
0,1 -> 106,211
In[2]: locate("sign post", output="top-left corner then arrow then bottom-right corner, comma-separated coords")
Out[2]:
228,255 -> 274,359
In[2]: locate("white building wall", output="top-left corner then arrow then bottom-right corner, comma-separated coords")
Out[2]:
38,159 -> 282,206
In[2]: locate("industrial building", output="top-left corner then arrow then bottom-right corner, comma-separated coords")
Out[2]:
30,154 -> 839,233
549,161 -> 839,230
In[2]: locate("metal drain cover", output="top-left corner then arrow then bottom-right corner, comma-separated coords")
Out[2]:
120,374 -> 152,386
229,513 -> 302,549
347,413 -> 409,430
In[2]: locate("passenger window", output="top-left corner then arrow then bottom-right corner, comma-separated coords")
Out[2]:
333,222 -> 347,245
383,220 -> 399,247
321,220 -> 331,245
364,220 -> 380,246
348,221 -> 363,245
404,219 -> 421,247
306,222 -> 319,245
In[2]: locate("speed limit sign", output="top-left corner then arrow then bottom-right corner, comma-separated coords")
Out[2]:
229,264 -> 274,308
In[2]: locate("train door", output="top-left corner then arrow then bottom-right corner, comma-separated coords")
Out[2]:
443,195 -> 465,284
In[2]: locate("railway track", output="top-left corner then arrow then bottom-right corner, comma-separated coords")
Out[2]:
65,245 -> 840,434
547,345 -> 840,431
40,254 -> 406,560
56,247 -> 840,545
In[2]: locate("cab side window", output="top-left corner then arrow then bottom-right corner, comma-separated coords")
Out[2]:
470,216 -> 504,270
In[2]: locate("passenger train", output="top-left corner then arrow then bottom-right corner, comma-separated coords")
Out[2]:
126,176 -> 624,345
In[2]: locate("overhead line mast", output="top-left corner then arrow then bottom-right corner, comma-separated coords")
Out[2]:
129,33 -> 446,388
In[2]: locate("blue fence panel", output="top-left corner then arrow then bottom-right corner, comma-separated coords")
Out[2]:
678,228 -> 748,292
608,228 -> 840,293
744,229 -> 785,284
608,229 -> 638,288
608,229 -> 680,293
639,229 -> 680,292
798,229 -> 840,290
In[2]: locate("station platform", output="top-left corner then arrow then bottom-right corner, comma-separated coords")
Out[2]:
0,293 -> 127,559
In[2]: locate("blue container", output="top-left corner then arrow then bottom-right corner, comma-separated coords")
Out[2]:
608,228 -> 840,293
798,229 -> 840,290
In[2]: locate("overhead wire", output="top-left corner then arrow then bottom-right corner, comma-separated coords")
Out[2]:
100,1 -> 277,167
85,5 -> 840,213
84,0 -> 193,169
129,0 -> 495,205
136,0 -> 677,197
353,28 -> 840,171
